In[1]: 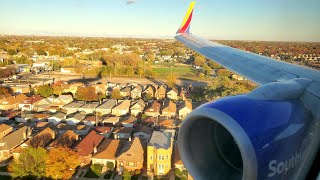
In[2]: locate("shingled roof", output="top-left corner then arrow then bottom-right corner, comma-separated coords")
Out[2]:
117,138 -> 144,162
92,139 -> 124,160
74,130 -> 104,156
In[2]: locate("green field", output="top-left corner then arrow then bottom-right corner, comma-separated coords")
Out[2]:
152,67 -> 195,77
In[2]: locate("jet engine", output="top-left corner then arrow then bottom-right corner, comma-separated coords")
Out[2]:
178,79 -> 314,180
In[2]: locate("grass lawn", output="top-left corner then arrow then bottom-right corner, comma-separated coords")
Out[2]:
84,164 -> 103,178
152,67 -> 196,77
0,175 -> 12,180
0,165 -> 8,172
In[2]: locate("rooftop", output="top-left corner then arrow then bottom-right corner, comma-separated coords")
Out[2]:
148,130 -> 173,149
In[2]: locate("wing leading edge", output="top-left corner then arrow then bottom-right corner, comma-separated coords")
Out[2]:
175,2 -> 320,85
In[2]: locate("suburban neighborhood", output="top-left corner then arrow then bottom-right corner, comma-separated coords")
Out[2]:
0,81 -> 194,180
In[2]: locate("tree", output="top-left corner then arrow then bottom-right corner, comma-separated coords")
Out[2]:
46,147 -> 80,180
75,86 -> 98,102
194,56 -> 205,66
36,85 -> 54,98
216,69 -> 231,78
111,88 -> 122,100
0,86 -> 13,96
8,147 -> 48,178
203,64 -> 212,76
52,84 -> 64,95
166,75 -> 177,88
7,49 -> 17,55
106,162 -> 114,171
208,61 -> 222,69
123,170 -> 131,180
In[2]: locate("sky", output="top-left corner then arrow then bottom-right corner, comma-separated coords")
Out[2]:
0,0 -> 320,42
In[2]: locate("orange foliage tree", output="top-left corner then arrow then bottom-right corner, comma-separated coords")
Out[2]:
46,147 -> 80,180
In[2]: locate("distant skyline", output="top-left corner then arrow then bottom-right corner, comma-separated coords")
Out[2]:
0,0 -> 320,42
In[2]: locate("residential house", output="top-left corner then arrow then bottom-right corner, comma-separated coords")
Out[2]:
33,95 -> 73,112
0,124 -> 13,139
32,122 -> 54,135
143,85 -> 155,98
145,101 -> 161,117
155,85 -> 166,100
74,125 -> 91,135
48,112 -> 66,125
134,125 -> 153,142
91,139 -> 124,168
161,101 -> 176,118
78,102 -> 99,114
112,100 -> 131,116
15,113 -> 35,123
19,95 -> 43,111
31,113 -> 50,122
179,87 -> 190,101
0,94 -> 28,110
174,143 -> 186,171
96,99 -> 117,115
93,126 -> 113,138
20,127 -> 55,148
130,99 -> 145,116
113,127 -> 133,140
83,115 -> 99,126
102,117 -> 120,125
0,126 -> 31,161
63,102 -> 84,114
0,111 -> 20,121
178,101 -> 193,119
117,138 -> 144,172
159,119 -> 175,129
48,130 -> 79,148
166,87 -> 178,100
147,130 -> 174,176
120,86 -> 131,98
130,85 -> 142,99
66,112 -> 86,125
56,95 -> 74,105
74,130 -> 104,165
141,117 -> 157,127
120,116 -> 137,128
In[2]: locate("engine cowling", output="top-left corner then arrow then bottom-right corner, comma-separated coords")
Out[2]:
178,79 -> 313,180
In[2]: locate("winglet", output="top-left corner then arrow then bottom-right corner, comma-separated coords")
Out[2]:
177,1 -> 196,34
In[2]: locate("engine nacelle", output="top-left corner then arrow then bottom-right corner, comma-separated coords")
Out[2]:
178,79 -> 313,180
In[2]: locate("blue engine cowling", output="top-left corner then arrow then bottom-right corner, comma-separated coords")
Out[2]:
178,94 -> 312,180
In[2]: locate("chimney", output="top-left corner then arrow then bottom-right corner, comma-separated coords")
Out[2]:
23,131 -> 27,140
27,127 -> 32,137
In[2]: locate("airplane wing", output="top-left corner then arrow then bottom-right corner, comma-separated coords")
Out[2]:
175,2 -> 320,180
175,2 -> 320,86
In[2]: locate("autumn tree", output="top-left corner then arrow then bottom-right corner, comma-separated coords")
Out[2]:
75,86 -> 98,102
8,147 -> 48,179
194,56 -> 205,66
111,88 -> 122,100
46,147 -> 80,180
166,75 -> 177,88
0,86 -> 13,96
216,69 -> 231,78
36,85 -> 54,98
52,84 -> 64,95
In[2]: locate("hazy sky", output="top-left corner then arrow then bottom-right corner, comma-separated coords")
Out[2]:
0,0 -> 319,41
